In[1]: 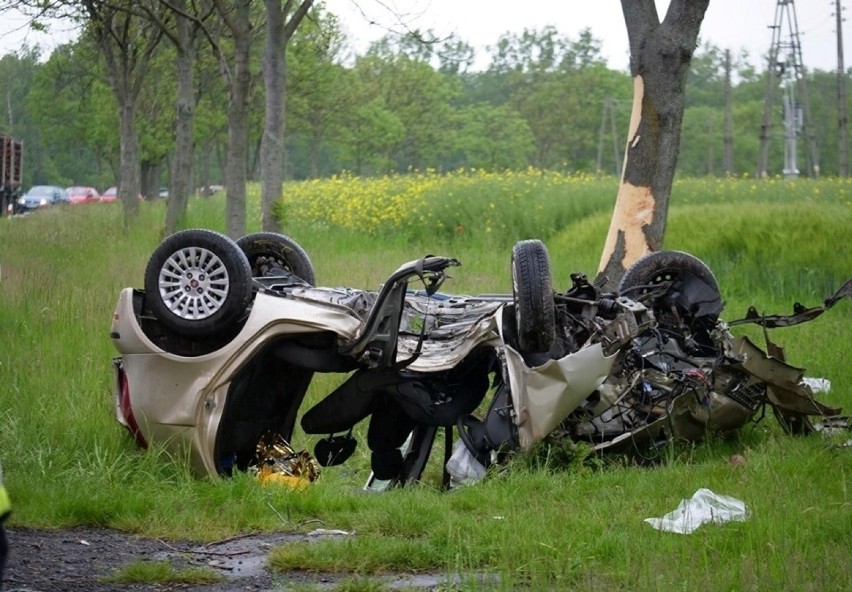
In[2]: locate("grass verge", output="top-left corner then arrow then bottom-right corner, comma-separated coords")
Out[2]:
0,176 -> 849,590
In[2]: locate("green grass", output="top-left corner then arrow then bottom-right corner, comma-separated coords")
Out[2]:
0,176 -> 850,590
101,560 -> 223,585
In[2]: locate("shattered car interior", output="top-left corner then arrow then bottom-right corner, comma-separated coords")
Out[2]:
110,229 -> 849,487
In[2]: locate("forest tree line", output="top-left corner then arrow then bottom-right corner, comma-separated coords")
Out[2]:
1,3 -> 849,197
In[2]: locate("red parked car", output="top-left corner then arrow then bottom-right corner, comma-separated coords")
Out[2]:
101,186 -> 143,203
101,186 -> 118,203
66,186 -> 100,204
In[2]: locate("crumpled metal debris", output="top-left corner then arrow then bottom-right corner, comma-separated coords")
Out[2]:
729,279 -> 851,328
251,432 -> 320,488
644,488 -> 749,534
813,415 -> 852,448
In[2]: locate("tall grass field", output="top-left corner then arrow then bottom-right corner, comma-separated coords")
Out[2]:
1,173 -> 850,590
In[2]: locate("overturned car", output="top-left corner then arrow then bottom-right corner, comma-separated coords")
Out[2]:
110,229 -> 848,485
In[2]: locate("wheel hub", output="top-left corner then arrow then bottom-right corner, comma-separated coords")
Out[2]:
158,247 -> 230,320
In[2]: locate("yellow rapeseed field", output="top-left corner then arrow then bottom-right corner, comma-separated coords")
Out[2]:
277,168 -> 609,240
273,170 -> 851,244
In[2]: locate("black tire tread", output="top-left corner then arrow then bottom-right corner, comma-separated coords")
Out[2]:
512,239 -> 556,353
236,231 -> 315,286
618,250 -> 719,296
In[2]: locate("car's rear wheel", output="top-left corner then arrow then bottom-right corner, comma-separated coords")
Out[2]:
236,232 -> 315,285
144,229 -> 253,338
512,239 -> 556,354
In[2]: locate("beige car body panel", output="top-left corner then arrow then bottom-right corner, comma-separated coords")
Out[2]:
497,309 -> 617,450
112,286 -> 623,476
112,288 -> 364,475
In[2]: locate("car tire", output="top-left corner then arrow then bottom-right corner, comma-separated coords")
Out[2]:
618,250 -> 719,297
512,239 -> 556,354
618,250 -> 722,341
236,232 -> 315,286
144,229 -> 253,339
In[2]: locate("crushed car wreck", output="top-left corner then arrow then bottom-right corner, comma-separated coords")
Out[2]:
110,229 -> 849,486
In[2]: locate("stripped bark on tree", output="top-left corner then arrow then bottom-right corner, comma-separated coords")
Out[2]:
597,0 -> 710,289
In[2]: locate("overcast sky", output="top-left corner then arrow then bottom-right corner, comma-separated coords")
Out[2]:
0,1 -> 847,72
324,0 -> 847,72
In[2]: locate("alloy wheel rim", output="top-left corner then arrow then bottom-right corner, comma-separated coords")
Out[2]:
158,246 -> 230,320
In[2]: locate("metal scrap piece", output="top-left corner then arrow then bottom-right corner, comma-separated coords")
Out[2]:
729,279 -> 851,328
730,336 -> 841,417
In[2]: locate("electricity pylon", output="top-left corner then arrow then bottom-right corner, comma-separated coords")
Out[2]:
835,0 -> 848,176
757,0 -> 820,178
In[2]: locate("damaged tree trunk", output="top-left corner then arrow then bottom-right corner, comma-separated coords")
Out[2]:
597,0 -> 709,289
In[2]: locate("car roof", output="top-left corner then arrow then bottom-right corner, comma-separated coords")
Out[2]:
26,185 -> 64,193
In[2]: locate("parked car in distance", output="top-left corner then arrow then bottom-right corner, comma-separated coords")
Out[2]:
196,184 -> 224,197
66,186 -> 100,204
102,186 -> 144,203
101,186 -> 118,202
16,185 -> 69,212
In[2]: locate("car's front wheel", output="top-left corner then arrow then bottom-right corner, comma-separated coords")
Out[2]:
144,229 -> 253,339
618,250 -> 722,350
618,250 -> 719,299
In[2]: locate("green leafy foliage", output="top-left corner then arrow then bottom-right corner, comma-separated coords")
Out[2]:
0,10 -> 850,584
3,18 -> 847,190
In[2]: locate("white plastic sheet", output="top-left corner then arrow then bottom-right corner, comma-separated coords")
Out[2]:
445,439 -> 486,486
644,488 -> 749,534
803,376 -> 831,394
